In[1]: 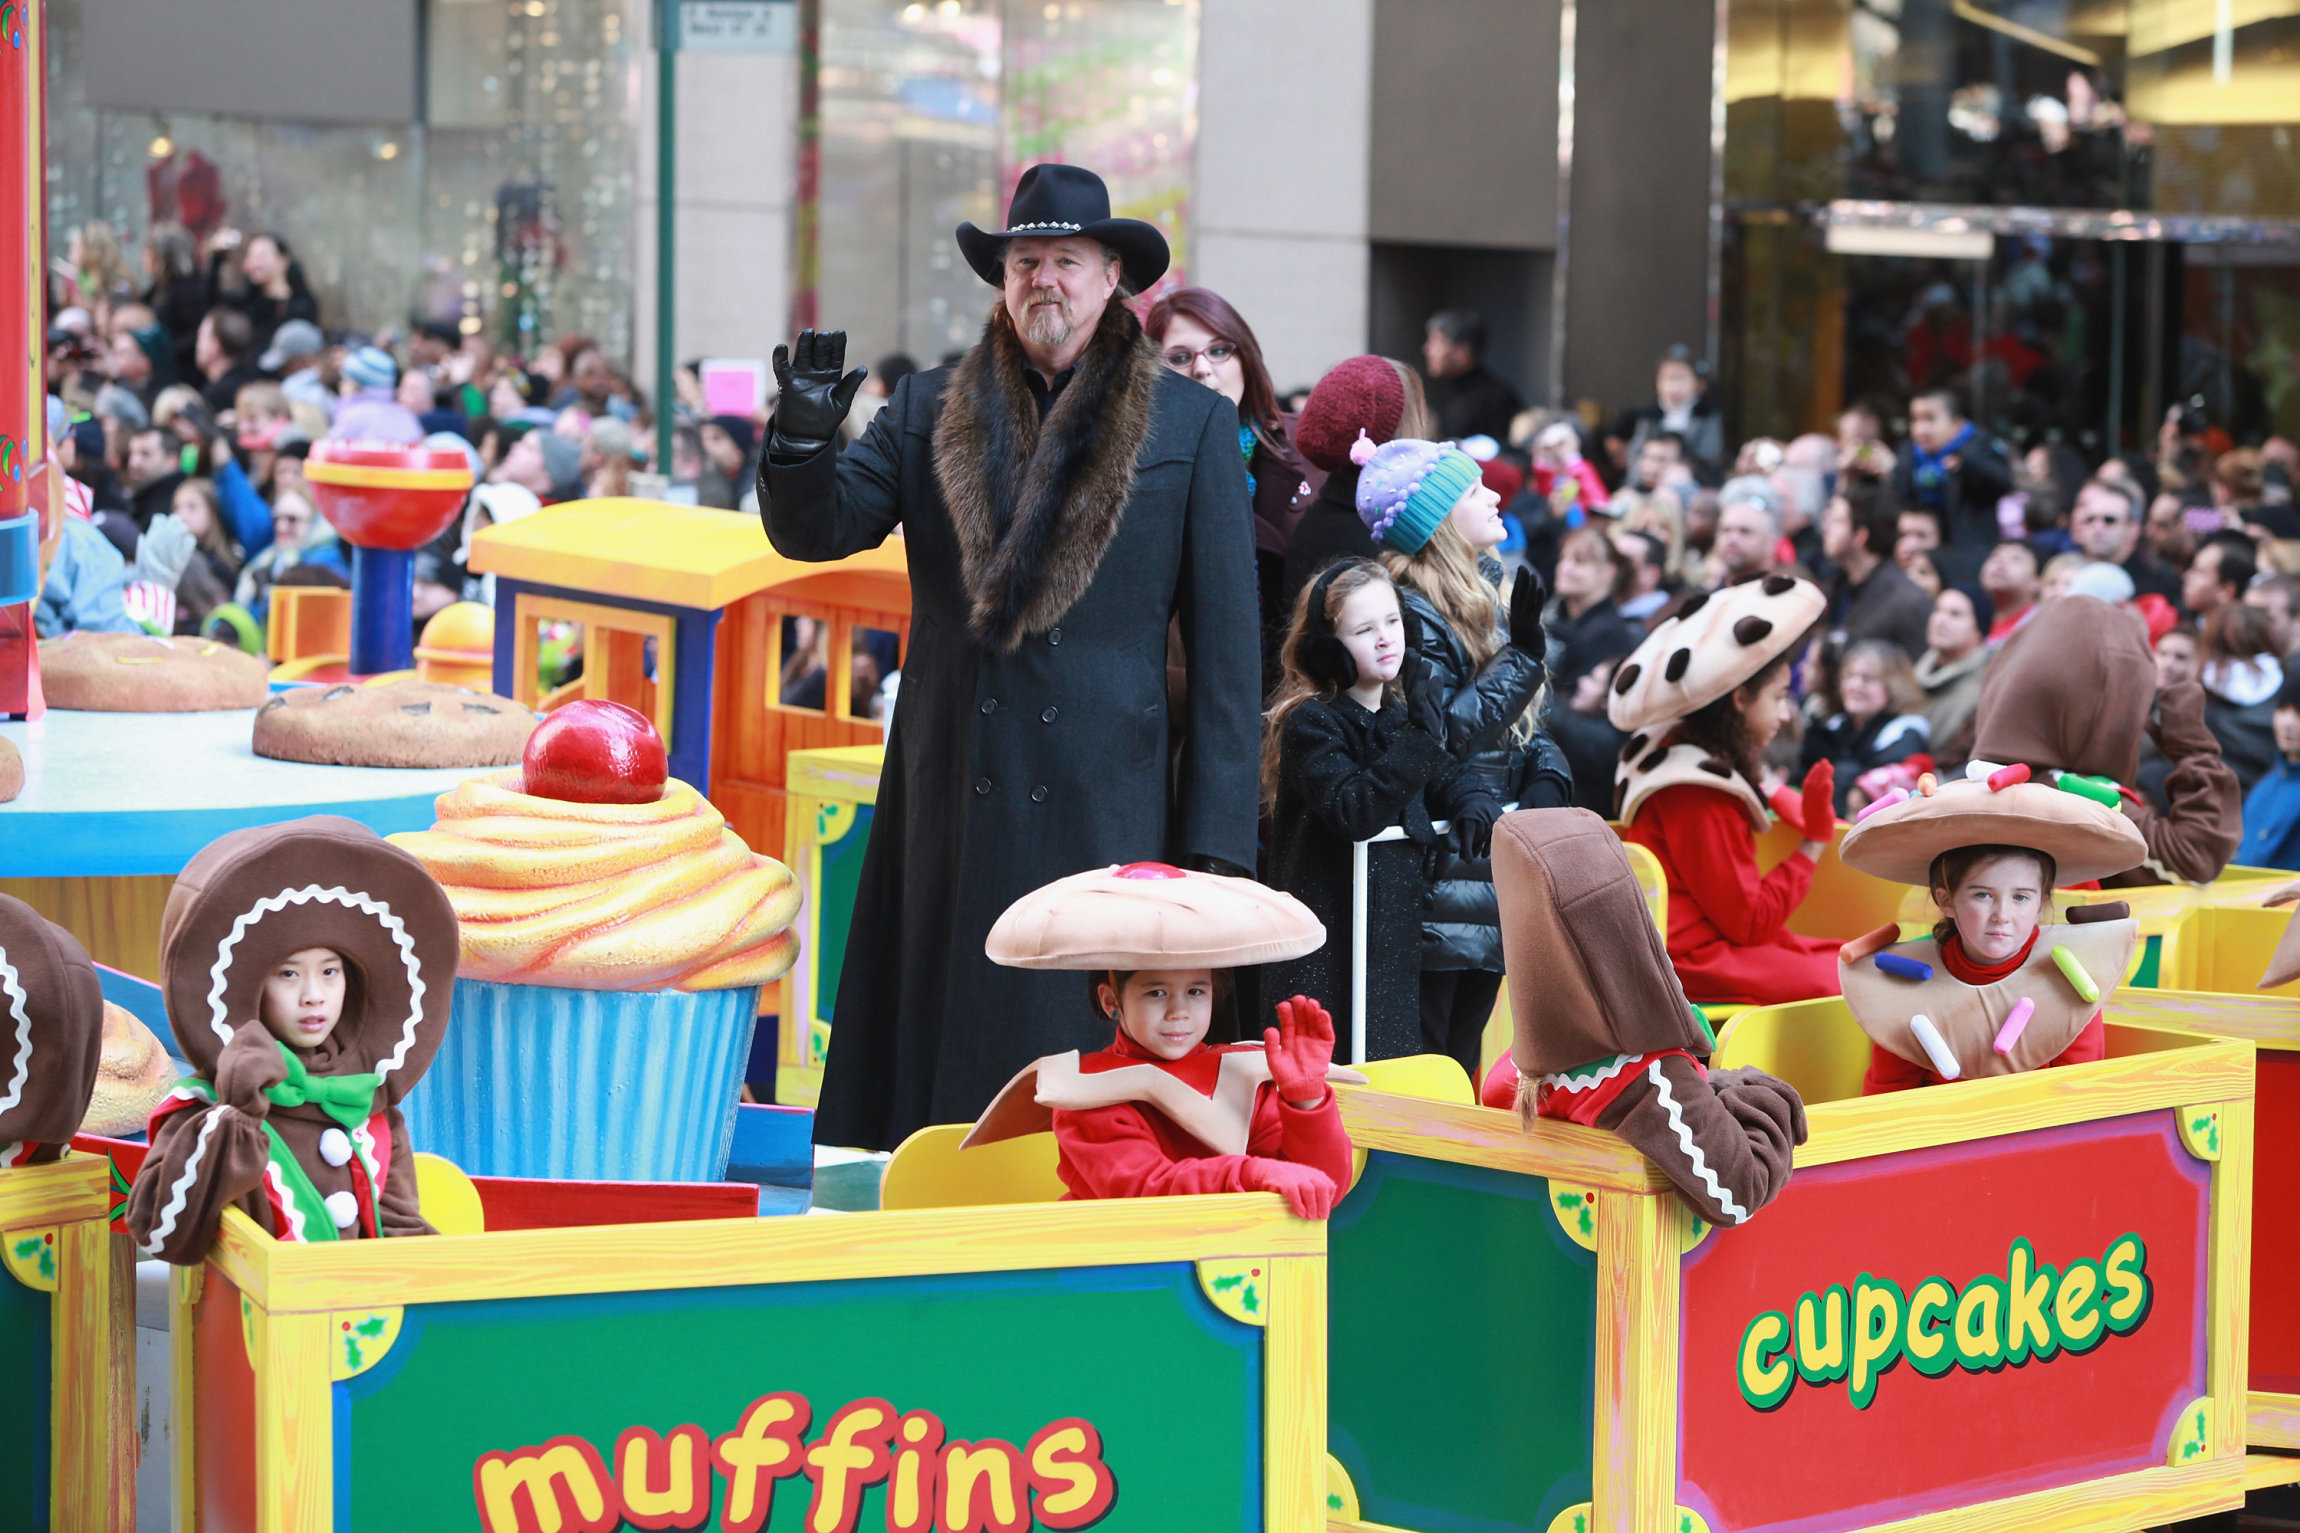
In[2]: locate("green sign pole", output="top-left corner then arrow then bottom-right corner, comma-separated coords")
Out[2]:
654,0 -> 678,476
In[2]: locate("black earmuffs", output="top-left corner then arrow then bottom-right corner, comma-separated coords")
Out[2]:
1298,562 -> 1362,690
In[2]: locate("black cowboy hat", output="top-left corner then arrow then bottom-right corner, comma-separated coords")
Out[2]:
955,164 -> 1170,295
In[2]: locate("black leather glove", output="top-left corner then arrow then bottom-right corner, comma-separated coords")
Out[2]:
1505,569 -> 1549,665
1398,637 -> 1449,744
1298,631 -> 1358,691
1448,796 -> 1501,861
770,329 -> 868,455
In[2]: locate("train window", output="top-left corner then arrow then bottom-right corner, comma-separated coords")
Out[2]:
850,626 -> 902,725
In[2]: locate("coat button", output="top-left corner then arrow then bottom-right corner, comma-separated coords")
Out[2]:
975,777 -> 993,795
1047,627 -> 1062,646
1031,785 -> 1049,803
318,1127 -> 353,1167
980,697 -> 998,714
1041,706 -> 1059,723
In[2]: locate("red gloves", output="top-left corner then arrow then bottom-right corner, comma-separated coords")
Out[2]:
214,1020 -> 287,1117
1264,995 -> 1336,1106
1798,760 -> 1837,843
1238,1158 -> 1340,1219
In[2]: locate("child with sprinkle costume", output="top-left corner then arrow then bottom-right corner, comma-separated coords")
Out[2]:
0,894 -> 106,1169
1493,808 -> 1807,1226
1611,575 -> 1843,1006
963,862 -> 1363,1218
1835,775 -> 2147,1091
127,817 -> 458,1264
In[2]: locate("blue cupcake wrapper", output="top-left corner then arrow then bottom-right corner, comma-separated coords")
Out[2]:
402,977 -> 761,1184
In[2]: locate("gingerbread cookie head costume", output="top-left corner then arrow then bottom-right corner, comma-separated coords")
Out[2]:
0,893 -> 106,1165
160,817 -> 458,1105
1970,595 -> 2154,786
1836,778 -> 2146,1081
965,862 -> 1360,1151
39,632 -> 271,712
1491,808 -> 1807,1225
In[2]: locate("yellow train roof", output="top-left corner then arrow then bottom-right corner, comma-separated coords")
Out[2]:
469,498 -> 908,611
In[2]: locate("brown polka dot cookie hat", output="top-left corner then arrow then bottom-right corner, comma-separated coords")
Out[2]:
1606,574 -> 1827,734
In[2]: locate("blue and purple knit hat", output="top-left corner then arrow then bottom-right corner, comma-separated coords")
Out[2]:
1351,432 -> 1484,554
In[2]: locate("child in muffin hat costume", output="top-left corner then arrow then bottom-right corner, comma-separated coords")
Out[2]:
962,862 -> 1365,1218
126,817 -> 458,1265
0,894 -> 106,1168
1835,776 -> 2146,1091
1493,808 -> 1807,1226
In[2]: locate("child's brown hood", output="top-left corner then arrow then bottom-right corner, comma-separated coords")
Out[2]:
1970,596 -> 2155,784
159,816 -> 458,1103
0,894 -> 104,1148
1493,807 -> 1711,1077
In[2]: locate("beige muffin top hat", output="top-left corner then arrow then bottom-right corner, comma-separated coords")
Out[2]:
1607,574 -> 1827,735
1836,775 -> 2147,888
985,862 -> 1326,970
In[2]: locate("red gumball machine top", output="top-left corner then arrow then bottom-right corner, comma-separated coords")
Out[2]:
523,699 -> 671,804
304,440 -> 476,551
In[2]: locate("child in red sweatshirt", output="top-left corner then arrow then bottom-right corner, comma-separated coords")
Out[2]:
963,862 -> 1360,1219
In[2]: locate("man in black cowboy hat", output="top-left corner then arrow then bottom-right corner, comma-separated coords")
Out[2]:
761,162 -> 1262,1152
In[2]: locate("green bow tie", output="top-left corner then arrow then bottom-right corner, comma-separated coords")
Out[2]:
263,1042 -> 381,1131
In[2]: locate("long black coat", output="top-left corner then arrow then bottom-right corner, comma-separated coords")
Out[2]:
1264,695 -> 1447,1062
762,341 -> 1262,1151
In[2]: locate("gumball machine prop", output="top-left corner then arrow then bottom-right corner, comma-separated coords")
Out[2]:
304,441 -> 476,676
0,0 -> 45,718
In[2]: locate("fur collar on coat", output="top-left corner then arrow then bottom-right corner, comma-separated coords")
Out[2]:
933,298 -> 1162,651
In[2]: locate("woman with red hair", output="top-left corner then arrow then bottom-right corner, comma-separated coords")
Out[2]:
1145,288 -> 1323,686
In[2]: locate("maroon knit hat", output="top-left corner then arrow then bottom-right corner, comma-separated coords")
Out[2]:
1295,356 -> 1408,473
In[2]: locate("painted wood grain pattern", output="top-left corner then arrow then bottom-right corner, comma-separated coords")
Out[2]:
172,1267 -> 199,1533
2207,1097 -> 2255,1459
1793,1038 -> 2254,1171
1336,1089 -> 1670,1192
2110,990 -> 2300,1048
1266,1255 -> 1327,1533
0,876 -> 175,983
1325,1520 -> 1422,1533
107,1232 -> 135,1533
2244,1451 -> 2300,1490
215,1195 -> 1323,1312
1836,1458 -> 2238,1533
1592,1191 -> 1677,1533
0,1154 -> 112,1230
2254,1392 -> 2300,1450
51,1215 -> 119,1533
254,1307 -> 332,1533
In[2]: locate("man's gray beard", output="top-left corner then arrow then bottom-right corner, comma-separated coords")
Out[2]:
1023,300 -> 1073,350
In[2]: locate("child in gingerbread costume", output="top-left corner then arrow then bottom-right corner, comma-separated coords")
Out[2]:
0,893 -> 106,1168
1834,772 -> 2148,1091
962,861 -> 1363,1219
126,816 -> 459,1264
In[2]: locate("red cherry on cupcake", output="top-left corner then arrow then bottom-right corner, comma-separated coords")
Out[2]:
523,699 -> 669,804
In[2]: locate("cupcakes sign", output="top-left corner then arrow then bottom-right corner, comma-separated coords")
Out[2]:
472,1392 -> 1118,1533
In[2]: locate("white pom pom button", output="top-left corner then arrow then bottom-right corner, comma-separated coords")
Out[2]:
323,1190 -> 359,1229
318,1128 -> 352,1167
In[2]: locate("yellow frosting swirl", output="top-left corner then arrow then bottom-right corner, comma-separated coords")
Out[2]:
390,773 -> 801,992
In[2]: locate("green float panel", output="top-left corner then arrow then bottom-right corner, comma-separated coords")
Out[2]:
0,1251 -> 52,1533
1330,1151 -> 1597,1533
812,802 -> 873,1024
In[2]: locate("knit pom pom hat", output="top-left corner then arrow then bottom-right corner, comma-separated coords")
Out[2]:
1352,433 -> 1483,555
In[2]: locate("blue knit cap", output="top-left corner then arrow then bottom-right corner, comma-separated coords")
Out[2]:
1351,433 -> 1483,554
343,345 -> 398,393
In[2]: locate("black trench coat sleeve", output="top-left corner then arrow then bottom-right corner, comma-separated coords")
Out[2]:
757,381 -> 909,560
1172,397 -> 1264,871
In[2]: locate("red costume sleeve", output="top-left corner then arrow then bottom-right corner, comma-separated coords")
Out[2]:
1647,785 -> 1815,946
1245,1086 -> 1356,1194
1053,1102 -> 1259,1200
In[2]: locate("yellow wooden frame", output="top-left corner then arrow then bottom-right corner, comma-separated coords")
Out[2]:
507,591 -> 678,746
776,743 -> 886,1105
0,1152 -> 129,1533
180,1193 -> 1325,1531
1330,1022 -> 2256,1533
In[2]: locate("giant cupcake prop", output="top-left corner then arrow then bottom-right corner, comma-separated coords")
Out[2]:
391,699 -> 800,1180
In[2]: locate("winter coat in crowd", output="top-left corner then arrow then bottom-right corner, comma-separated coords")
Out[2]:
1399,579 -> 1569,975
1891,432 -> 2015,550
2241,755 -> 2300,870
1422,364 -> 1523,444
761,297 -> 1261,1152
1547,702 -> 1629,816
1801,708 -> 1932,815
328,388 -> 425,445
2202,654 -> 2283,795
33,517 -> 141,637
1624,396 -> 1727,483
1280,466 -> 1376,621
1829,558 -> 1934,660
1913,644 -> 1989,774
1264,695 -> 1449,1061
1546,596 -> 1639,694
129,470 -> 185,533
1250,418 -> 1323,692
1971,596 -> 2241,886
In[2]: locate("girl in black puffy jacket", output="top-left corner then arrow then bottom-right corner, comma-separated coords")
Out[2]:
1350,433 -> 1569,1076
